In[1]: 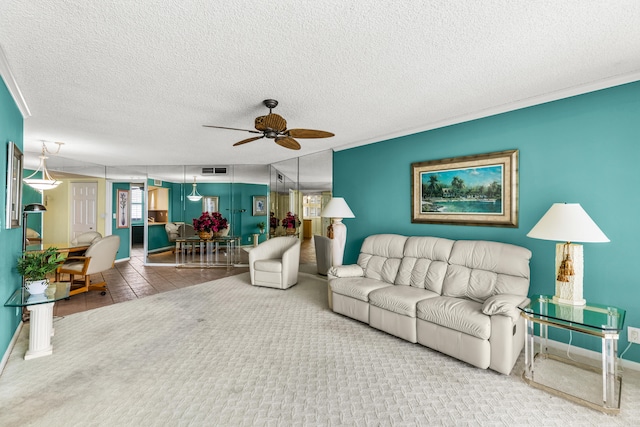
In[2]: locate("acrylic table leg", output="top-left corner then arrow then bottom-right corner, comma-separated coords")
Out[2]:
524,315 -> 535,380
602,332 -> 618,408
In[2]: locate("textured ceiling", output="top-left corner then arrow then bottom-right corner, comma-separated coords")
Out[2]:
1,1 -> 640,172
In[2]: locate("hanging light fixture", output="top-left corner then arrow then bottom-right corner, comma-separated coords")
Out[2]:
23,141 -> 64,191
187,176 -> 203,202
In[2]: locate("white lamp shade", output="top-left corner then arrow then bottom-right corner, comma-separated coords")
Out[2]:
527,203 -> 609,243
321,197 -> 355,219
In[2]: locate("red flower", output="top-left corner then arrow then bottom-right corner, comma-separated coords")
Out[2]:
281,212 -> 300,229
193,212 -> 228,232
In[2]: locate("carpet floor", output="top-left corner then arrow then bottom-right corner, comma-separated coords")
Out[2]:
1,271 -> 638,426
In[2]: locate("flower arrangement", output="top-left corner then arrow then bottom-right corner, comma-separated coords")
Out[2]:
281,212 -> 300,229
270,212 -> 279,229
193,211 -> 228,233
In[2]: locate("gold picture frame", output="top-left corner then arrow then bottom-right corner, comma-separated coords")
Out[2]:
411,150 -> 518,227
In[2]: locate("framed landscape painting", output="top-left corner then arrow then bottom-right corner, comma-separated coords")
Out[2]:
411,150 -> 518,227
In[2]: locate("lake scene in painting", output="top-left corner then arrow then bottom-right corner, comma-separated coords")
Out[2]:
421,164 -> 503,214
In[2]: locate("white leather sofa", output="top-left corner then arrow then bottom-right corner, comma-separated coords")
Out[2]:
329,234 -> 532,375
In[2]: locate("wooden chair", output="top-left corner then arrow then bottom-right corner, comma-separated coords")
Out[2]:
55,235 -> 120,296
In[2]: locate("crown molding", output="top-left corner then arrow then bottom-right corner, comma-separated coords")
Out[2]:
0,44 -> 31,119
335,71 -> 640,152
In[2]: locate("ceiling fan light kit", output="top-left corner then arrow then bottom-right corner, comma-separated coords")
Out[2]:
203,99 -> 334,150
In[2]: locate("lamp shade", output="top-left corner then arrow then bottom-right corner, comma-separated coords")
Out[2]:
321,197 -> 355,219
24,203 -> 47,213
527,203 -> 609,243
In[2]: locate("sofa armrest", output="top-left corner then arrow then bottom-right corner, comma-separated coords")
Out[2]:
328,264 -> 364,279
482,294 -> 530,323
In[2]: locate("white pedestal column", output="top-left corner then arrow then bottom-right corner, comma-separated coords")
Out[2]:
25,302 -> 55,360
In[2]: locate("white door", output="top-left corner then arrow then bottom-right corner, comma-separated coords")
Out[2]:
71,182 -> 98,240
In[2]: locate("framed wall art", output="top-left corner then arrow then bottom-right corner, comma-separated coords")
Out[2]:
411,150 -> 518,227
252,195 -> 267,216
202,196 -> 219,213
117,189 -> 130,228
5,141 -> 24,229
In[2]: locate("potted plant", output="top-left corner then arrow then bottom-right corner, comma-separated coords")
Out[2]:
193,211 -> 229,239
17,247 -> 67,294
257,221 -> 266,234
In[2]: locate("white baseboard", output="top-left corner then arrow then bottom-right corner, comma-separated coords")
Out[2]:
535,336 -> 640,372
0,321 -> 23,376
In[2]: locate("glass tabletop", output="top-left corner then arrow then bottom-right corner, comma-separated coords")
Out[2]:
177,236 -> 240,242
4,282 -> 71,307
521,294 -> 625,333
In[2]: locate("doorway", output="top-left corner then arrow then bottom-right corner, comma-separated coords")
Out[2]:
70,182 -> 98,241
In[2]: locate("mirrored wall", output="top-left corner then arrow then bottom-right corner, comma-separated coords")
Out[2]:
29,150 -> 332,266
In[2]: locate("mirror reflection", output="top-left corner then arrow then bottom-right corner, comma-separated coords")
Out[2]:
24,150 -> 332,268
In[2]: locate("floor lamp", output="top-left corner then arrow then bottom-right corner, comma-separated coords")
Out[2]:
22,203 -> 47,253
321,197 -> 355,267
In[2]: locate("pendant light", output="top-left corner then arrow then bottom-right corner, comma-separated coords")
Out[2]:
187,176 -> 203,202
23,141 -> 64,191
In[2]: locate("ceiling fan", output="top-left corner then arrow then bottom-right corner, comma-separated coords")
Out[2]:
203,99 -> 334,150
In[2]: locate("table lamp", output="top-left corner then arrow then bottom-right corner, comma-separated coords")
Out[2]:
527,203 -> 609,305
321,197 -> 355,266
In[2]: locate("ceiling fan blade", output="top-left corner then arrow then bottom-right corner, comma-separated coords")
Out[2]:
233,136 -> 264,146
203,125 -> 262,134
287,129 -> 334,139
275,136 -> 301,150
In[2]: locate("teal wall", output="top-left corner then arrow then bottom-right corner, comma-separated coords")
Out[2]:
334,81 -> 640,363
0,78 -> 24,359
180,182 -> 268,244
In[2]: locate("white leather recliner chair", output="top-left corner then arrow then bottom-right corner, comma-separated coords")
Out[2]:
249,237 -> 301,289
70,231 -> 102,246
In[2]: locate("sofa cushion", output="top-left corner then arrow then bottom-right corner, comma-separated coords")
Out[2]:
254,259 -> 282,273
395,236 -> 453,293
369,285 -> 439,317
330,277 -> 393,302
442,240 -> 532,302
416,296 -> 490,340
356,234 -> 407,284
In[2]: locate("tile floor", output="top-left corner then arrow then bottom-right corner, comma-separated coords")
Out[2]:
53,237 -> 317,317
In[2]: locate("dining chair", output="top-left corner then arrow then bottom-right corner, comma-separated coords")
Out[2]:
55,235 -> 120,296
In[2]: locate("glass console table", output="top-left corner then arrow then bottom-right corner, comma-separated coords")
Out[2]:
520,295 -> 625,414
4,282 -> 70,360
175,236 -> 240,268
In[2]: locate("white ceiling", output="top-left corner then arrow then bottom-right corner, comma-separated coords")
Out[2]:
1,1 -> 640,171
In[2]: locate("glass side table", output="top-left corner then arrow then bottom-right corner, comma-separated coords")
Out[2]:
520,294 -> 625,414
4,282 -> 70,360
